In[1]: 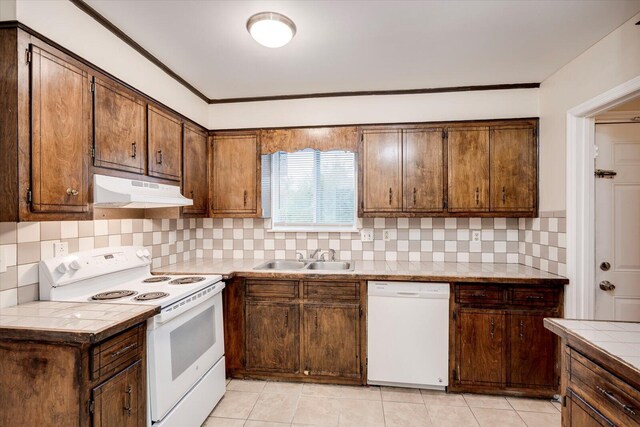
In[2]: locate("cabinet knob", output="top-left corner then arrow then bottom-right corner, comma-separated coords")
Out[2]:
66,188 -> 79,196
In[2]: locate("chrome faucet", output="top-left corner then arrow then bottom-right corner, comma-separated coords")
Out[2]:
321,249 -> 336,261
309,248 -> 322,259
295,252 -> 304,261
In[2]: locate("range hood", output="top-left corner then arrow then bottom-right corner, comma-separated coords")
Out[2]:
93,174 -> 193,208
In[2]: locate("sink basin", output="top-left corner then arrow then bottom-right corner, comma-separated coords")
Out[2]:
253,259 -> 355,271
254,260 -> 307,270
305,261 -> 354,271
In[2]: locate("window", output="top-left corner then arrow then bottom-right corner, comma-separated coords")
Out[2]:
265,149 -> 357,231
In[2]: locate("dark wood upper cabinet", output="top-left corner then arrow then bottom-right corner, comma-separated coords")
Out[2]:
508,312 -> 557,388
30,44 -> 90,214
91,360 -> 144,427
211,132 -> 260,216
403,128 -> 445,212
93,77 -> 146,174
148,105 -> 182,182
447,127 -> 490,212
360,129 -> 402,213
490,126 -> 536,211
245,301 -> 300,373
457,309 -> 506,385
303,304 -> 361,378
183,124 -> 208,216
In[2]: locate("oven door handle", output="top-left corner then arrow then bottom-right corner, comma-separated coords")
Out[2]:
152,282 -> 224,327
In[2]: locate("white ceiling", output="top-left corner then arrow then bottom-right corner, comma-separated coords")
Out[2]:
84,0 -> 640,100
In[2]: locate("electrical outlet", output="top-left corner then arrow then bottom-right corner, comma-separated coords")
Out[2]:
360,229 -> 374,242
383,229 -> 396,241
54,242 -> 68,257
471,230 -> 481,242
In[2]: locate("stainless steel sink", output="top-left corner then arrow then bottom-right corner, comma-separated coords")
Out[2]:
253,259 -> 354,271
254,260 -> 307,270
305,261 -> 354,271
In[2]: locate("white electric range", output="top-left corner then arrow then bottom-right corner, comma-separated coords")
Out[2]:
39,246 -> 226,427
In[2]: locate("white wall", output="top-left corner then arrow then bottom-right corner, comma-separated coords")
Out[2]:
208,88 -> 539,129
0,0 -> 16,21
539,12 -> 640,211
14,0 -> 208,126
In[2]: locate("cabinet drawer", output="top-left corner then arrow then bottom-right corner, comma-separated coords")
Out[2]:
570,349 -> 640,426
91,325 -> 144,381
246,280 -> 299,299
304,282 -> 360,301
457,285 -> 505,305
511,288 -> 560,308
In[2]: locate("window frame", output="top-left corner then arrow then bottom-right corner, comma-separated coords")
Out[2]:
268,150 -> 359,233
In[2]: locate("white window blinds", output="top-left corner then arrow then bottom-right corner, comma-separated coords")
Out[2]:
271,149 -> 356,228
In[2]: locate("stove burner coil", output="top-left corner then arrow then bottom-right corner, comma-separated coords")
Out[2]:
91,290 -> 137,300
143,276 -> 171,283
134,292 -> 170,301
168,276 -> 206,285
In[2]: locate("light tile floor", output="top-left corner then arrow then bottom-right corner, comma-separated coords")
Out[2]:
203,380 -> 561,427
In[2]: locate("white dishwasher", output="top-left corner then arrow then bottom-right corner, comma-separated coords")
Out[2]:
367,281 -> 450,390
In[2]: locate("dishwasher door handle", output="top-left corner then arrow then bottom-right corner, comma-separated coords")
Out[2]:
396,292 -> 420,297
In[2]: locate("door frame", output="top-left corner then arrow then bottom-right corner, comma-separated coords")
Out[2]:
566,75 -> 640,319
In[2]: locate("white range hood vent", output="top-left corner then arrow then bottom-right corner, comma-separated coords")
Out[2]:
93,174 -> 193,209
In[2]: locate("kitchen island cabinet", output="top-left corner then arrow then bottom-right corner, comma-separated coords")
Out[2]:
545,319 -> 640,427
0,302 -> 158,427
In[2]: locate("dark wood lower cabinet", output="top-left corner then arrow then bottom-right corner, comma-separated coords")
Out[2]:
566,390 -> 615,427
225,278 -> 366,384
457,309 -> 505,385
92,360 -> 144,427
0,323 -> 148,427
245,301 -> 300,373
450,283 -> 563,397
303,303 -> 361,378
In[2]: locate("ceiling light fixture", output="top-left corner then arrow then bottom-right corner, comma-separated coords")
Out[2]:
246,12 -> 296,48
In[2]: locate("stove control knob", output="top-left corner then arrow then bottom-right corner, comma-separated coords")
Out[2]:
136,249 -> 145,258
69,260 -> 81,271
142,249 -> 151,258
56,263 -> 69,274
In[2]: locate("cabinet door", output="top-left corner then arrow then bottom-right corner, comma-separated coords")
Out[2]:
30,44 -> 90,213
566,390 -> 615,427
490,126 -> 536,212
93,77 -> 146,174
447,127 -> 490,212
148,105 -> 182,181
303,304 -> 361,378
508,312 -> 558,388
361,129 -> 402,213
212,133 -> 259,215
92,360 -> 144,427
403,128 -> 445,212
457,309 -> 505,385
245,301 -> 299,372
183,125 -> 208,215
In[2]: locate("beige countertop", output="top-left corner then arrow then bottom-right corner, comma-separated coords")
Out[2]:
154,259 -> 568,285
545,318 -> 640,371
0,301 -> 159,344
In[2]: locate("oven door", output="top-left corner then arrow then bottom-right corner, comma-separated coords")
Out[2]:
147,287 -> 224,422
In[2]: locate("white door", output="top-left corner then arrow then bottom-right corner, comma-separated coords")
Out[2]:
595,123 -> 640,321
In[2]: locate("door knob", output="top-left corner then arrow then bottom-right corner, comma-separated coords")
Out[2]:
599,281 -> 615,291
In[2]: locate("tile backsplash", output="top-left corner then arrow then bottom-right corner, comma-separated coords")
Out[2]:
193,217 -> 521,264
0,213 -> 567,308
0,219 -> 198,308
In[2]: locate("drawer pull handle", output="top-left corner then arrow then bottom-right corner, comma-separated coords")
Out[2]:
525,295 -> 544,300
502,186 -> 506,204
596,386 -> 637,415
111,343 -> 136,358
519,320 -> 525,339
472,293 -> 487,297
389,188 -> 393,205
284,311 -> 288,328
490,318 -> 495,338
156,150 -> 163,164
413,187 -> 417,206
243,190 -> 248,207
475,187 -> 480,205
123,385 -> 132,416
131,142 -> 137,158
